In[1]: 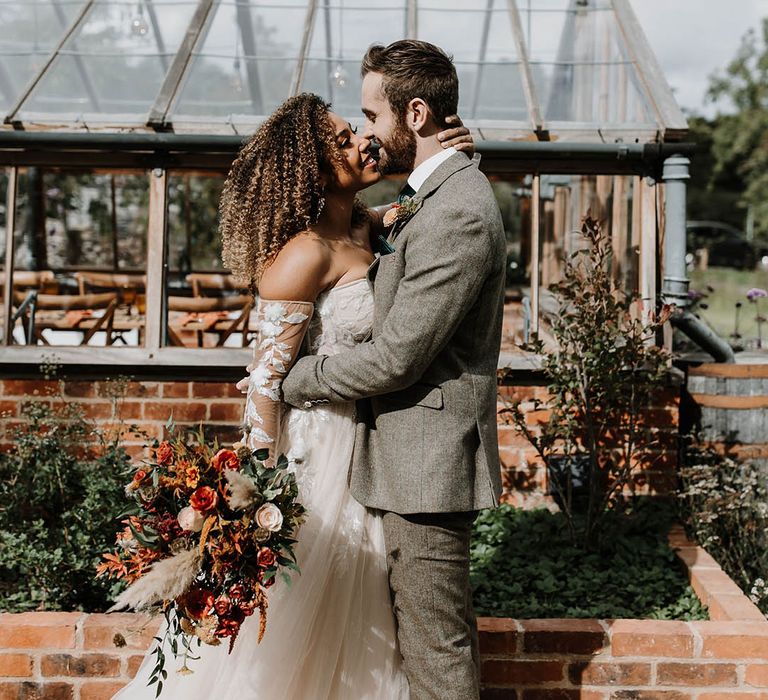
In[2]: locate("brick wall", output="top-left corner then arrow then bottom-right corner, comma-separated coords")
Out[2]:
0,374 -> 680,507
1,529 -> 765,699
497,383 -> 681,508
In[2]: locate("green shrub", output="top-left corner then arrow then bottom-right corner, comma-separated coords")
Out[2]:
471,500 -> 708,620
678,438 -> 768,615
0,391 -> 130,612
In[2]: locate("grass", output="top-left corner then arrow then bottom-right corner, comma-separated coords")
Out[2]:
689,266 -> 768,348
470,500 -> 708,621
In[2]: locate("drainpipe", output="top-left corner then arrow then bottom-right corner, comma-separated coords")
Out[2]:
662,155 -> 735,363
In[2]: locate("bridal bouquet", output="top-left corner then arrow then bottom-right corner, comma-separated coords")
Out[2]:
97,430 -> 305,692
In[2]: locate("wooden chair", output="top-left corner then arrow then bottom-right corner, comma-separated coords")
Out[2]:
11,270 -> 58,294
185,273 -> 247,297
167,294 -> 253,348
74,271 -> 146,296
12,290 -> 119,346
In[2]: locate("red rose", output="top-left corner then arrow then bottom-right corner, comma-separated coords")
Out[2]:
182,587 -> 214,620
156,441 -> 173,466
190,486 -> 218,514
215,607 -> 246,637
212,449 -> 240,472
256,547 -> 276,568
228,583 -> 247,600
213,596 -> 232,616
132,469 -> 147,483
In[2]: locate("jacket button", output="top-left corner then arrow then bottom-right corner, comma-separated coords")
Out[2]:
303,401 -> 312,409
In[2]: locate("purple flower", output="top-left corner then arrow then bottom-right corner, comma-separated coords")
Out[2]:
747,288 -> 768,301
688,289 -> 704,301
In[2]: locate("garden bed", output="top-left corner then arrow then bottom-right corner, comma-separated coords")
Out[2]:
1,528 -> 765,700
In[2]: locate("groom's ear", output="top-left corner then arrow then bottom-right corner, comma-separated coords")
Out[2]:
406,97 -> 433,134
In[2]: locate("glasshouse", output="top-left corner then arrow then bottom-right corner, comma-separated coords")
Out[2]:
1,2 -> 767,699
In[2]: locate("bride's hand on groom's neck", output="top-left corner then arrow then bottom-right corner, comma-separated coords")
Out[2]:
437,115 -> 475,158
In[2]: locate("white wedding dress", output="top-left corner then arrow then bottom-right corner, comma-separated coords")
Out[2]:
115,278 -> 410,699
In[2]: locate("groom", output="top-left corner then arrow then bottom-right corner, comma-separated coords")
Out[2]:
282,40 -> 505,699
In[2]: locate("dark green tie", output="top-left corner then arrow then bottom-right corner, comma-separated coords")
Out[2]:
396,182 -> 416,204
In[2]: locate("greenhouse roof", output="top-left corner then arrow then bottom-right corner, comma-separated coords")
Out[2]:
0,0 -> 687,142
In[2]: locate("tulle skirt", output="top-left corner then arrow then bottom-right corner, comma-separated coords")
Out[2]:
114,402 -> 409,699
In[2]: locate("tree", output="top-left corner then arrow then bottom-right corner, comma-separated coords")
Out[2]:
706,18 -> 768,241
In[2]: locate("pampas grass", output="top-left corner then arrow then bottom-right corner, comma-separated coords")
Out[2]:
224,469 -> 260,511
108,548 -> 203,612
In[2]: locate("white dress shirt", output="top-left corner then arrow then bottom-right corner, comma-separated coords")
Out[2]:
407,146 -> 457,194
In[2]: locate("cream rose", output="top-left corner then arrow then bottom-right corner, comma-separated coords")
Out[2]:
255,503 -> 283,532
177,505 -> 205,532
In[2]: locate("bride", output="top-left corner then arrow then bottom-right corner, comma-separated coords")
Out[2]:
114,93 -> 473,699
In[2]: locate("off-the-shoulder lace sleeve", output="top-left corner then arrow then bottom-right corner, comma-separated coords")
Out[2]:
243,299 -> 314,454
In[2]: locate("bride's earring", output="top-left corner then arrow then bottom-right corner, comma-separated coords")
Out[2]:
316,191 -> 326,222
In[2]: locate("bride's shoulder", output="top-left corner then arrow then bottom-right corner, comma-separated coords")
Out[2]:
259,233 -> 330,301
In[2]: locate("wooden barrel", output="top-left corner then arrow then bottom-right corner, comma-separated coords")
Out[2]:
685,363 -> 768,468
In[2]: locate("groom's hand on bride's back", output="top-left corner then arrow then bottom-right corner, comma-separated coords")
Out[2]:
438,115 -> 475,157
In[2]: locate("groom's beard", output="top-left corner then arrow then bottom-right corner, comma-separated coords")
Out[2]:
377,119 -> 417,175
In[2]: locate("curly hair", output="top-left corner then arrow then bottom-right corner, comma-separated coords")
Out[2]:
220,94 -> 371,287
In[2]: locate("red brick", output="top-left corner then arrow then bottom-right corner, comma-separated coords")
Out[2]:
0,401 -> 18,417
0,614 -> 80,650
656,662 -> 737,686
569,662 -> 650,686
82,615 -> 159,651
191,382 -> 243,399
1,380 -> 60,397
521,690 -> 578,700
497,425 -> 532,449
698,694 -> 768,700
479,618 -> 520,655
481,689 -> 519,700
0,682 -> 73,700
79,402 -> 116,420
611,693 -> 691,700
707,594 -> 766,622
522,619 -> 606,655
208,402 -> 244,423
143,402 -> 207,422
610,620 -> 693,657
127,655 -> 145,678
482,660 -> 564,686
697,622 -> 768,660
690,569 -> 746,604
80,682 -> 128,700
40,654 -> 120,678
160,382 -> 190,399
61,382 -> 96,398
123,382 -> 160,398
0,654 -> 33,677
673,546 -> 720,569
114,401 -> 144,421
746,665 -> 768,688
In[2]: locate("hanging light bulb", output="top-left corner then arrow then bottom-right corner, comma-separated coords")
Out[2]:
331,63 -> 348,89
130,5 -> 149,36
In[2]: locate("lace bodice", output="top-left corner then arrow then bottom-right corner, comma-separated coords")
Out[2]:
305,278 -> 373,357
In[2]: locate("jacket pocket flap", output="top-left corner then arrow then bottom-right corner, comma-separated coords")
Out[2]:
390,383 -> 444,410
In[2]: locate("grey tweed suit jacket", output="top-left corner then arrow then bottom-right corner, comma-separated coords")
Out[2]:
282,151 -> 506,514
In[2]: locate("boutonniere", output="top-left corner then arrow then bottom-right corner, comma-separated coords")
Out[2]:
382,196 -> 422,230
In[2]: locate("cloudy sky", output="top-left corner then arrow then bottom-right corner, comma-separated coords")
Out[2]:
630,0 -> 768,117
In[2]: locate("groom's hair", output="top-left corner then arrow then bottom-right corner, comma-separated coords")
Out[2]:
361,40 -> 458,128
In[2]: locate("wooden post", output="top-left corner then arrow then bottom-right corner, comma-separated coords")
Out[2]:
611,175 -> 629,287
2,167 -> 17,345
531,174 -> 541,337
639,178 -> 657,325
144,168 -> 168,351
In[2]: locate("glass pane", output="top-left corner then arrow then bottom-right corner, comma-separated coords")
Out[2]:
417,2 -> 529,123
164,171 -> 253,349
0,1 -> 88,114
523,5 -> 655,126
17,0 -> 198,124
172,0 -> 308,123
10,168 -> 149,347
300,2 -> 406,118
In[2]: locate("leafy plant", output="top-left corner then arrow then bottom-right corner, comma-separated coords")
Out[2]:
470,500 -> 707,620
678,436 -> 768,615
0,380 -> 132,612
499,215 -> 671,546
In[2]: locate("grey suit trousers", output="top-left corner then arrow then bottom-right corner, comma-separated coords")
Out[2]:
382,511 -> 480,700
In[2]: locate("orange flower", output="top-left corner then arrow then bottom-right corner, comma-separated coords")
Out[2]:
182,461 -> 200,489
156,441 -> 174,466
212,449 -> 240,472
132,469 -> 147,483
190,486 -> 218,514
